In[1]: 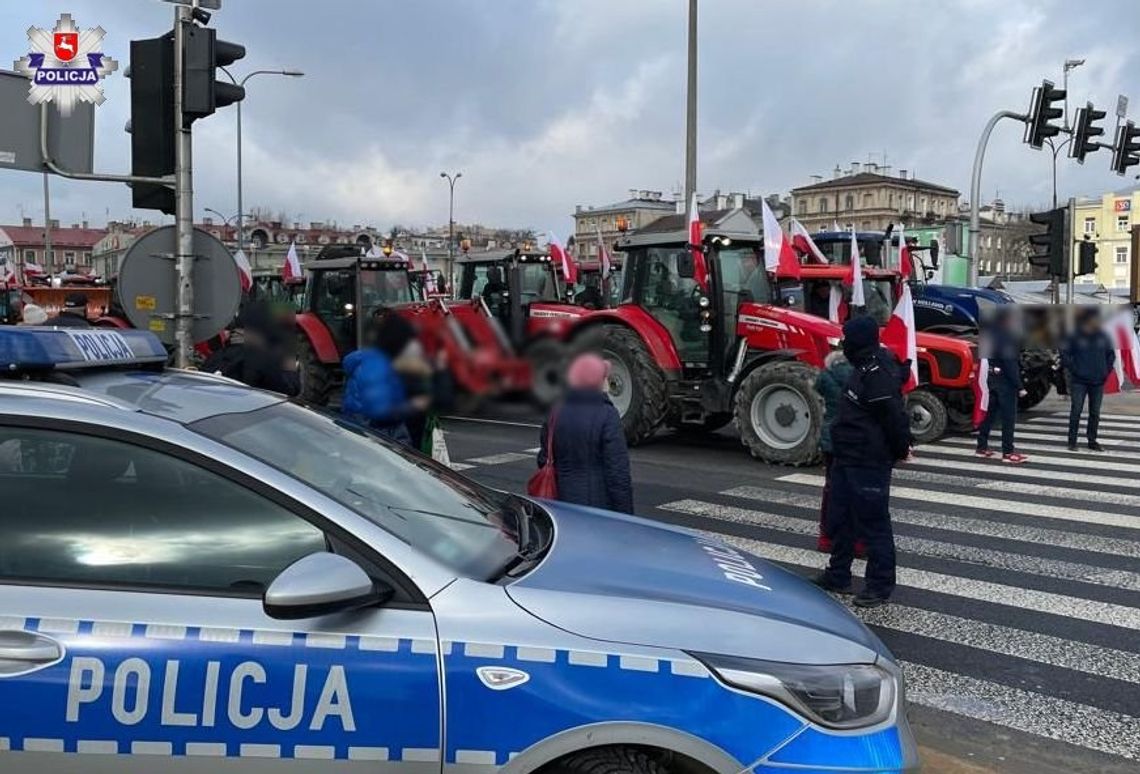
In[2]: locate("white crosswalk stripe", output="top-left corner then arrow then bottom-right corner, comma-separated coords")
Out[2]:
721,484 -> 1140,559
934,439 -> 1140,471
996,430 -> 1125,445
663,499 -> 1140,590
1027,416 -> 1139,431
908,452 -> 1140,482
891,468 -> 1140,507
778,473 -> 1140,530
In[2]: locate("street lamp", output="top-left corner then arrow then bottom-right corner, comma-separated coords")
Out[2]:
1045,58 -> 1086,207
220,68 -> 305,253
440,171 -> 462,286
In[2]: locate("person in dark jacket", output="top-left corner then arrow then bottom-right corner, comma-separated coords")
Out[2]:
45,293 -> 92,328
1062,308 -> 1115,451
537,353 -> 633,514
202,302 -> 300,396
813,315 -> 911,607
976,308 -> 1028,463
342,313 -> 428,446
814,349 -> 854,553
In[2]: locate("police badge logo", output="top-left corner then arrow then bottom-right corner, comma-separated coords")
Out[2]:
13,13 -> 118,116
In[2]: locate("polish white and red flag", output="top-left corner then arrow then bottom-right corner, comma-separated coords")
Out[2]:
790,217 -> 828,263
421,250 -> 437,294
23,259 -> 43,279
897,222 -> 913,279
881,282 -> 919,393
595,224 -> 612,280
842,229 -> 866,306
282,241 -> 302,282
972,357 -> 990,427
687,192 -> 710,292
1110,309 -> 1140,387
760,198 -> 801,279
233,249 -> 252,292
548,232 -> 577,284
827,284 -> 846,324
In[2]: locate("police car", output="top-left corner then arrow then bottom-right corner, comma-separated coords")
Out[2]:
0,327 -> 917,772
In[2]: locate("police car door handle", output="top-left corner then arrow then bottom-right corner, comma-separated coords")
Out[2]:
0,630 -> 63,663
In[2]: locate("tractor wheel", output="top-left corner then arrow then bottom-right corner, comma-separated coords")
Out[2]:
946,402 -> 974,433
525,338 -> 567,408
906,387 -> 948,445
578,325 -> 668,446
298,336 -> 333,406
734,361 -> 823,466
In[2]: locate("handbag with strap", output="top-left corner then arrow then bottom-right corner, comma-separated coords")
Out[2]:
526,412 -> 558,498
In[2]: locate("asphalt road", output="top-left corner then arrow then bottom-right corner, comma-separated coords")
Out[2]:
440,392 -> 1140,774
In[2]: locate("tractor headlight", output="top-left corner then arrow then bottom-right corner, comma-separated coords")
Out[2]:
698,295 -> 710,308
827,336 -> 841,348
692,653 -> 896,730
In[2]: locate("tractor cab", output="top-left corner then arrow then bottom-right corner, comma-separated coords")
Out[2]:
456,250 -> 567,347
303,248 -> 420,358
572,259 -> 623,310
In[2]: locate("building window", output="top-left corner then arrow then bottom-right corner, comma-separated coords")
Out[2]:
797,200 -> 806,215
996,237 -> 1002,249
862,193 -> 873,209
920,197 -> 928,212
889,193 -> 894,209
1116,246 -> 1129,264
23,249 -> 35,262
1084,217 -> 1096,235
1117,215 -> 1130,232
844,194 -> 854,211
818,198 -> 828,214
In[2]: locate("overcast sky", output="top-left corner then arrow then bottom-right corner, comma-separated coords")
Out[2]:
2,0 -> 1137,234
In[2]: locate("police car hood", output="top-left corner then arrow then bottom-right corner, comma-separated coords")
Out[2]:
508,503 -> 886,665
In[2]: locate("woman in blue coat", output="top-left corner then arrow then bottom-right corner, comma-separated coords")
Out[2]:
342,314 -> 426,446
537,354 -> 634,514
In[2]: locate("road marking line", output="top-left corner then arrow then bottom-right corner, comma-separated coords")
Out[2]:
721,485 -> 1140,559
449,462 -> 476,471
663,499 -> 1140,591
917,445 -> 1140,474
859,605 -> 1140,685
463,452 -> 534,466
907,456 -> 1140,489
903,662 -> 1140,761
699,532 -> 1140,630
893,468 -> 1140,507
1029,416 -> 1139,431
777,474 -> 1140,530
937,437 -> 1130,457
1001,431 -> 1124,445
442,415 -> 542,429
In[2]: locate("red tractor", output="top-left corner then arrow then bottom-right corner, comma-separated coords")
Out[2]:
799,230 -> 978,440
295,246 -> 529,406
454,249 -> 593,404
798,262 -> 975,443
567,211 -> 837,465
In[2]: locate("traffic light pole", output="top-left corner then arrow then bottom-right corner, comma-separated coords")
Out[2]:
1065,196 -> 1076,305
968,110 -> 1026,287
173,4 -> 195,368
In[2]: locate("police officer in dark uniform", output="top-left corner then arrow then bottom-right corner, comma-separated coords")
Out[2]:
45,293 -> 92,328
813,315 -> 911,608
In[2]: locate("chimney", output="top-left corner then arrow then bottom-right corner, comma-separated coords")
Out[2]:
22,217 -> 31,227
49,219 -> 59,229
715,193 -> 728,210
70,223 -> 78,229
833,165 -> 842,179
81,220 -> 88,229
202,216 -> 213,226
993,198 -> 1005,213
575,205 -> 582,213
899,169 -> 908,179
675,199 -> 686,214
732,193 -> 745,209
850,161 -> 860,175
810,175 -> 823,184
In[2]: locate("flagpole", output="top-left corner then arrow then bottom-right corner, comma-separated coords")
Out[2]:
684,0 -> 698,203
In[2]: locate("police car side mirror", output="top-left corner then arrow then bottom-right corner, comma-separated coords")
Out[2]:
263,552 -> 392,620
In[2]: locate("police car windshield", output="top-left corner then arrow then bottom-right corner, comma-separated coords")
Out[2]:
191,402 -> 522,579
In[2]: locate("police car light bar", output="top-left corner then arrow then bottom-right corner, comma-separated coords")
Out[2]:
1,328 -> 168,372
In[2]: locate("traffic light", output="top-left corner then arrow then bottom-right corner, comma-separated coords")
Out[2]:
1069,102 -> 1106,164
1110,120 -> 1140,176
1076,237 -> 1098,277
127,33 -> 176,214
1027,206 -> 1068,276
182,26 -> 245,121
1024,80 -> 1065,150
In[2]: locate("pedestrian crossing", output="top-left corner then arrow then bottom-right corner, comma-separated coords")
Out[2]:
651,409 -> 1140,765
